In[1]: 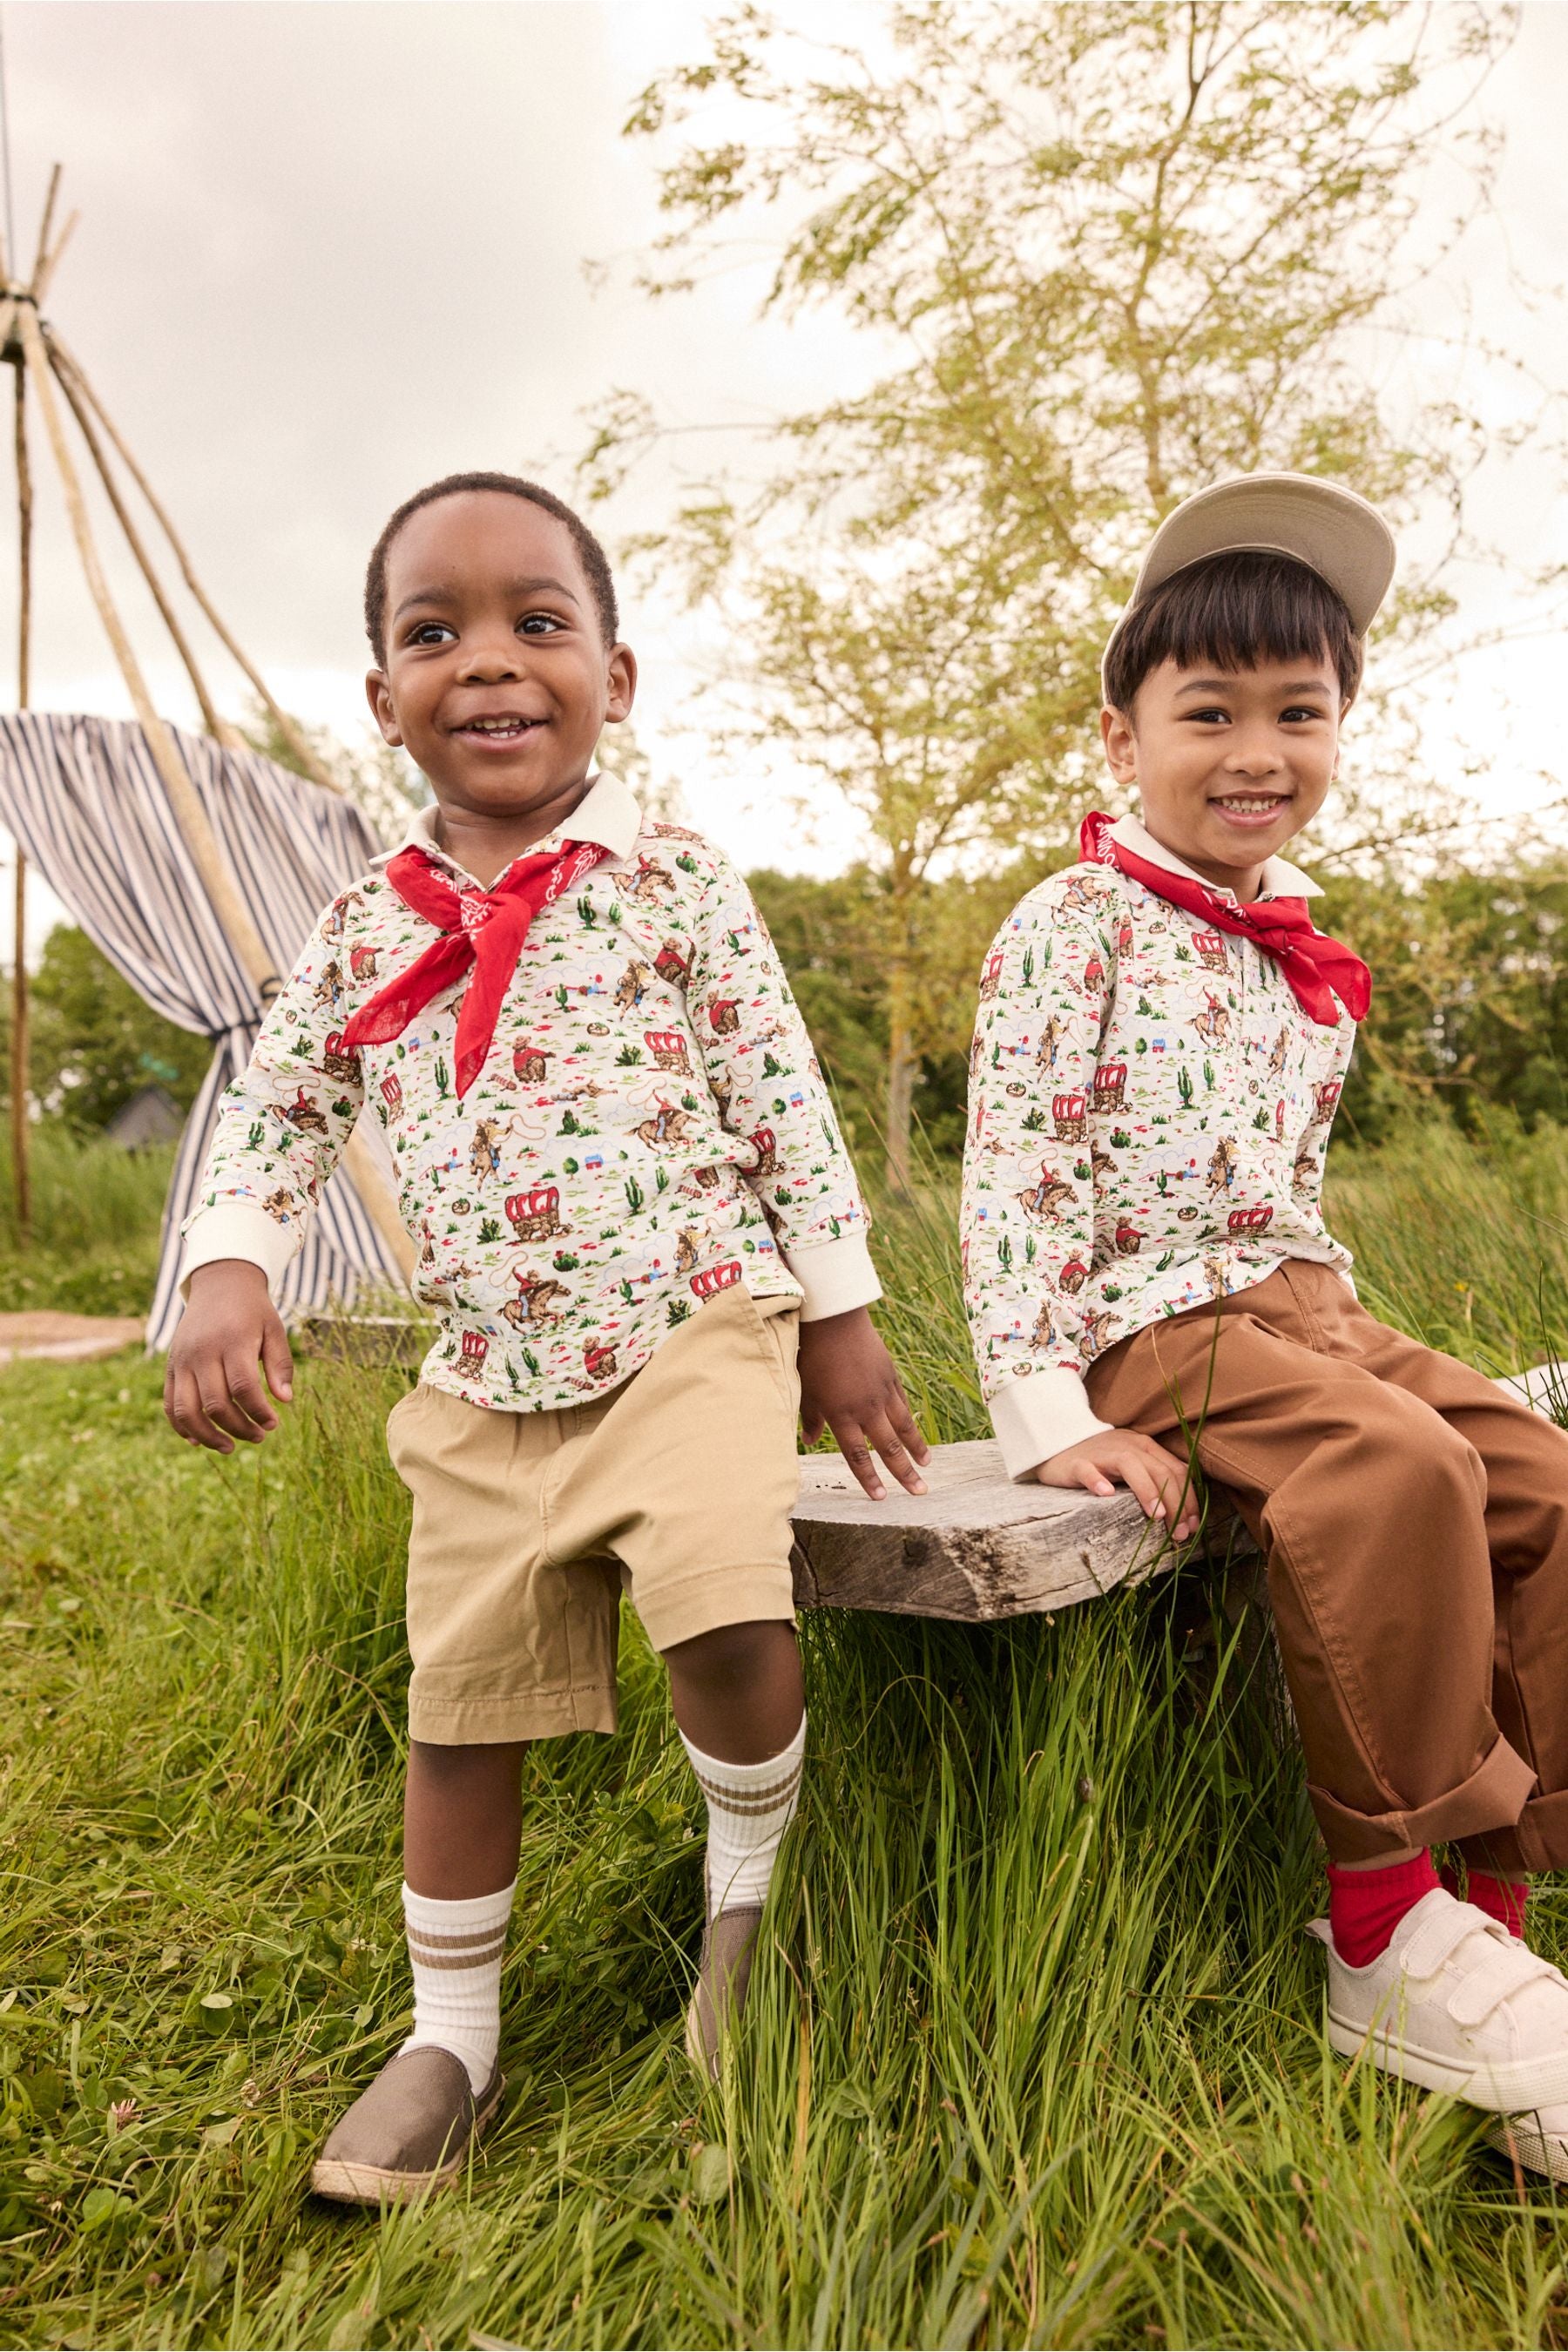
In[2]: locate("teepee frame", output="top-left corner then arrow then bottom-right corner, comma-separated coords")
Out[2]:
2,168 -> 414,1279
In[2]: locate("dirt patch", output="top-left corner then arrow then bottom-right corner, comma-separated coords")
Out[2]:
0,1311 -> 146,1364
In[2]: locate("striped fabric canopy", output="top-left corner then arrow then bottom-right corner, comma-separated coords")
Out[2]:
0,710 -> 408,1347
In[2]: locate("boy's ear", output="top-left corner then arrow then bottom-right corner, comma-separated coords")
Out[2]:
1101,702 -> 1138,787
605,643 -> 638,727
366,668 -> 402,747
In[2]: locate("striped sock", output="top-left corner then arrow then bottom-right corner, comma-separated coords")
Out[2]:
398,1879 -> 514,2092
681,1716 -> 806,1920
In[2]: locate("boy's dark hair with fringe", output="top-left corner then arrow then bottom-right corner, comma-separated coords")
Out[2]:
364,471 -> 619,667
1103,549 -> 1363,715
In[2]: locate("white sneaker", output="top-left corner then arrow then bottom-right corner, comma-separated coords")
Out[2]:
1484,2107 -> 1568,2182
1308,1887 -> 1568,2112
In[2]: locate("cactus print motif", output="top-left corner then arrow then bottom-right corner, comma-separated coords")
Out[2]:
962,830 -> 1355,1425
190,787 -> 868,1411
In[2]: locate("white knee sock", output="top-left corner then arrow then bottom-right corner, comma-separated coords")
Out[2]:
680,1715 -> 806,1919
398,1879 -> 514,2092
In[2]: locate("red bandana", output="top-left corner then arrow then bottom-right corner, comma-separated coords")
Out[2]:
340,839 -> 606,1096
1079,812 -> 1370,1027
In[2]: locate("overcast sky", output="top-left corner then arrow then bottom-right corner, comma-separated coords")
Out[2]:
3,0 -> 1568,962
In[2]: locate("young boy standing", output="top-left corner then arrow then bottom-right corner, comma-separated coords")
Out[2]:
166,472 -> 929,2202
963,473 -> 1568,2180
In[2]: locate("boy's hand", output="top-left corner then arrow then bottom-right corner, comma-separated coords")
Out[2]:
1035,1429 -> 1200,1540
164,1260 -> 294,1454
798,1305 -> 931,1502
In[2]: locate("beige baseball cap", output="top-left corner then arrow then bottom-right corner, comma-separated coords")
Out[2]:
1103,470 -> 1396,693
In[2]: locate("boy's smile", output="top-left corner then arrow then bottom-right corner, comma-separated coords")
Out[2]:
367,490 -> 636,881
1101,653 -> 1345,901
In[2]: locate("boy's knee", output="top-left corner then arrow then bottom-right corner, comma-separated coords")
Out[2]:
663,1618 -> 798,1685
409,1738 -> 528,1787
1369,1409 -> 1486,1515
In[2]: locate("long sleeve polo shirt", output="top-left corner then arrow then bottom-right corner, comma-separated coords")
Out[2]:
180,773 -> 878,1411
962,814 -> 1356,1478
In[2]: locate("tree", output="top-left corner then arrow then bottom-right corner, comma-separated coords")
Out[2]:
1328,859 -> 1568,1142
752,854 -> 1064,1168
3,927 -> 211,1131
589,0 -> 1524,1186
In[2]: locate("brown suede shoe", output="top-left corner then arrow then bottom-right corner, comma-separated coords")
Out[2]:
684,1905 -> 763,2080
310,2046 -> 504,2205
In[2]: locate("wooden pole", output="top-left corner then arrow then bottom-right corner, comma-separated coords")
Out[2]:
31,210 -> 77,306
14,302 -> 413,1280
50,345 -> 239,745
10,357 -> 29,1242
30,166 -> 60,290
44,331 -> 343,796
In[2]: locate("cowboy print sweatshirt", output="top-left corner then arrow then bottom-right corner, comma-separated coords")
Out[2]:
962,814 -> 1356,1478
181,773 -> 878,1411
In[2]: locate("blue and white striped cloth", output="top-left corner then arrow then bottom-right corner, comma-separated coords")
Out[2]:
0,711 -> 407,1348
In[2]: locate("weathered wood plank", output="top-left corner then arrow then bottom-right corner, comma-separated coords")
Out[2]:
789,1368 -> 1565,1624
289,1313 -> 1564,1627
789,1437 -> 1219,1621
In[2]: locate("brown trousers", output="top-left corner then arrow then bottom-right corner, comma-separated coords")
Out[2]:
1085,1260 -> 1568,1872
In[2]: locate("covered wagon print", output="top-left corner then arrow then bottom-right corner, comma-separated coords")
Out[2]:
186,778 -> 872,1411
962,814 -> 1355,1467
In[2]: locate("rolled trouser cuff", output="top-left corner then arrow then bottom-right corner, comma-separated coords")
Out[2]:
1308,1733 -> 1538,1863
1511,1789 -> 1568,1874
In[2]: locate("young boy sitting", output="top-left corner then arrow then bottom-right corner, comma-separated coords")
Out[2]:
165,470 -> 929,2203
963,471 -> 1568,2180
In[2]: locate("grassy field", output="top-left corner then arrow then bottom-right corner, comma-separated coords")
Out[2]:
0,1127 -> 175,1319
2,1119 -> 1568,2349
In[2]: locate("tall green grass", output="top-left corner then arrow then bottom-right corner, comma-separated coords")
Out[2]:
0,1119 -> 1566,2349
1328,1115 -> 1568,1371
0,1125 -> 175,1316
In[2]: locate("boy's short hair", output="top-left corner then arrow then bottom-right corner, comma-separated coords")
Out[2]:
1102,549 -> 1363,714
364,470 -> 619,666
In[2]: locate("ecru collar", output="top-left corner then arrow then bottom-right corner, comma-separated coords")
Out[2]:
1111,812 -> 1322,902
371,771 -> 643,875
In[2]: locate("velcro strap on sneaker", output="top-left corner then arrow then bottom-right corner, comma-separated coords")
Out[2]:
1447,1947 -> 1566,2030
1398,1901 -> 1495,1984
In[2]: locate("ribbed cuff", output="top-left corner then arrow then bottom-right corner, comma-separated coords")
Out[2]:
782,1231 -> 882,1324
179,1204 -> 298,1301
987,1367 -> 1113,1481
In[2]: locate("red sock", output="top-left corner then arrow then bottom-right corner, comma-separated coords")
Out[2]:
1327,1852 -> 1440,1968
1440,1860 -> 1529,1938
1467,1870 -> 1530,1940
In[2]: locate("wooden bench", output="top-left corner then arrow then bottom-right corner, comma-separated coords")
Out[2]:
293,1313 -> 1562,1621
789,1366 -> 1565,1622
789,1438 -> 1217,1619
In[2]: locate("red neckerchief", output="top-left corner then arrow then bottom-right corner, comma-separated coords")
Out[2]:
340,838 -> 606,1097
1079,812 -> 1370,1026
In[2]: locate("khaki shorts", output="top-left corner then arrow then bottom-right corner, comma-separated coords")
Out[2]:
388,1285 -> 801,1745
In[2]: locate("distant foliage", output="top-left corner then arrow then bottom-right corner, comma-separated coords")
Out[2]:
0,1120 -> 172,1310
1329,861 -> 1568,1140
4,928 -> 210,1132
757,850 -> 1568,1160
